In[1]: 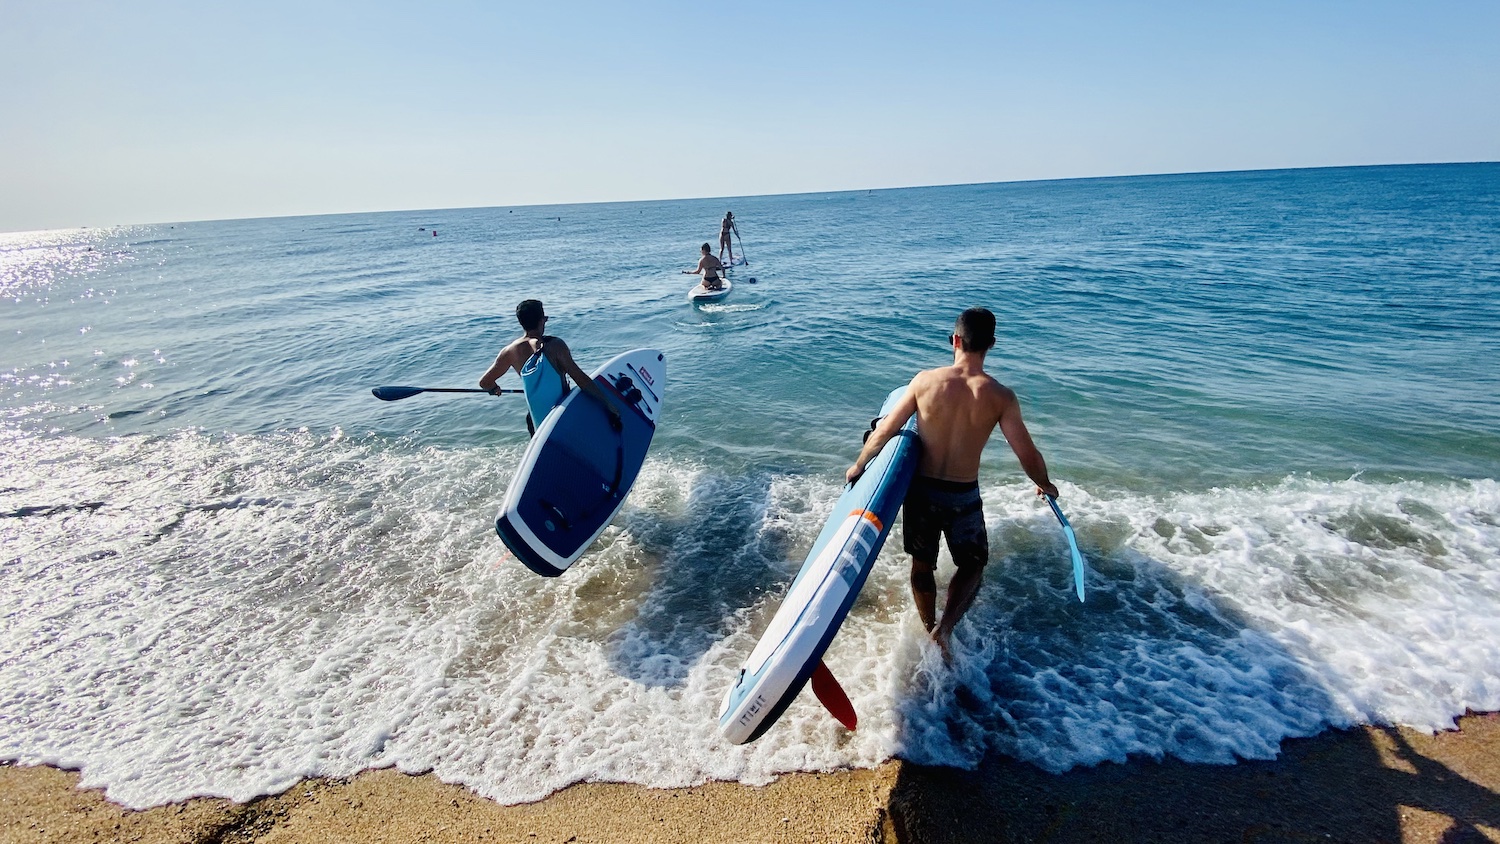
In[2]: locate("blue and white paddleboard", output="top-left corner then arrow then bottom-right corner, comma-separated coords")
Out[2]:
496,348 -> 665,577
718,384 -> 919,744
688,279 -> 732,303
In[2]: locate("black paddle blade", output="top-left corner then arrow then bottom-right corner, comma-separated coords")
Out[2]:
371,386 -> 427,401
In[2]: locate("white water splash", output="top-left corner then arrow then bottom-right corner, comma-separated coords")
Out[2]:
2,430 -> 1497,807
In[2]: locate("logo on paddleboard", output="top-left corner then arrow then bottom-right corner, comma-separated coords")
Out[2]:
737,693 -> 768,725
637,366 -> 655,386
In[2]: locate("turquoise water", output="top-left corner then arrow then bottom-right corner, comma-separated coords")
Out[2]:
2,164 -> 1498,806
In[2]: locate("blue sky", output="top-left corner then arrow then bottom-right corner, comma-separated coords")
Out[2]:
3,0 -> 1497,231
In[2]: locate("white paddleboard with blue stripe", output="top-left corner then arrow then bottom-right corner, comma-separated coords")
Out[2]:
688,279 -> 732,303
718,384 -> 919,744
496,348 -> 665,577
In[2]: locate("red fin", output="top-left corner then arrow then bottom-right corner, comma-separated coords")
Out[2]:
811,660 -> 857,731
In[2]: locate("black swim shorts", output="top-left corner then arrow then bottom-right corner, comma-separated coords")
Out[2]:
902,476 -> 988,569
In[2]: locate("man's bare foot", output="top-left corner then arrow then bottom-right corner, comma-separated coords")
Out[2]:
931,628 -> 953,662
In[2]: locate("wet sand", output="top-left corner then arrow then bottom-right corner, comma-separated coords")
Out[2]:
3,713 -> 1497,844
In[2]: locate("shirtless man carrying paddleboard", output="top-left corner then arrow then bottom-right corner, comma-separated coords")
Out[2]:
846,307 -> 1059,658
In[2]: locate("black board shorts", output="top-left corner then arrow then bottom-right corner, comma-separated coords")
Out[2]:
902,476 -> 988,569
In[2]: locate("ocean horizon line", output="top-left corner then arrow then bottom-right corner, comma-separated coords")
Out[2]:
7,159 -> 1497,236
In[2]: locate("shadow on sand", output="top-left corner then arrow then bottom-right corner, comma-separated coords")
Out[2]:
886,713 -> 1500,843
881,530 -> 1500,843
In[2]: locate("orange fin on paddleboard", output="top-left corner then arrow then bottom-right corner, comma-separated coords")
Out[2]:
811,660 -> 857,731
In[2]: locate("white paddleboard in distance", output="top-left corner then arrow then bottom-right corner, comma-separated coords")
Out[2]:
688,279 -> 732,303
718,384 -> 919,744
496,348 -> 665,577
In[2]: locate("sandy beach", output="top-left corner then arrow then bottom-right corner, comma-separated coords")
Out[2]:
4,713 -> 1496,844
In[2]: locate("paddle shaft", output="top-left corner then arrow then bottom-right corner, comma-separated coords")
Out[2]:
371,385 -> 522,401
416,388 -> 493,393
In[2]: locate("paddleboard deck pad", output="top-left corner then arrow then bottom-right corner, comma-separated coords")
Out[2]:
688,279 -> 732,303
496,348 -> 665,577
718,384 -> 919,744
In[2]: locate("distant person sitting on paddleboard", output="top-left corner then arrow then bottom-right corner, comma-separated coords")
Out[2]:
845,307 -> 1059,659
478,299 -> 622,435
684,243 -> 726,290
718,211 -> 738,264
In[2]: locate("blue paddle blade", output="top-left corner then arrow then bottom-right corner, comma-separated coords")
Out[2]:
372,385 -> 426,401
1045,495 -> 1086,602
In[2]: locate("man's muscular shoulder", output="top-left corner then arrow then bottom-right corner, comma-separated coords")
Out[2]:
909,366 -> 948,389
538,334 -> 570,357
500,336 -> 532,360
979,376 -> 1017,418
981,375 -> 1014,399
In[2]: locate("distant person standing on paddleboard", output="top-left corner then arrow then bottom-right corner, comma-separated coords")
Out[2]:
845,307 -> 1059,659
718,212 -> 738,264
684,243 -> 726,290
478,299 -> 622,435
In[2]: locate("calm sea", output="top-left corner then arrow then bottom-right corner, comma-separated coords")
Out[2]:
2,164 -> 1498,807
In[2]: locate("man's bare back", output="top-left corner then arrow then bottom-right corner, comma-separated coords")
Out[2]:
849,361 -> 1053,497
908,365 -> 1014,483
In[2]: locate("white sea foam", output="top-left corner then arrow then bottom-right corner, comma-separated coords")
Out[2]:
1,429 -> 1497,807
